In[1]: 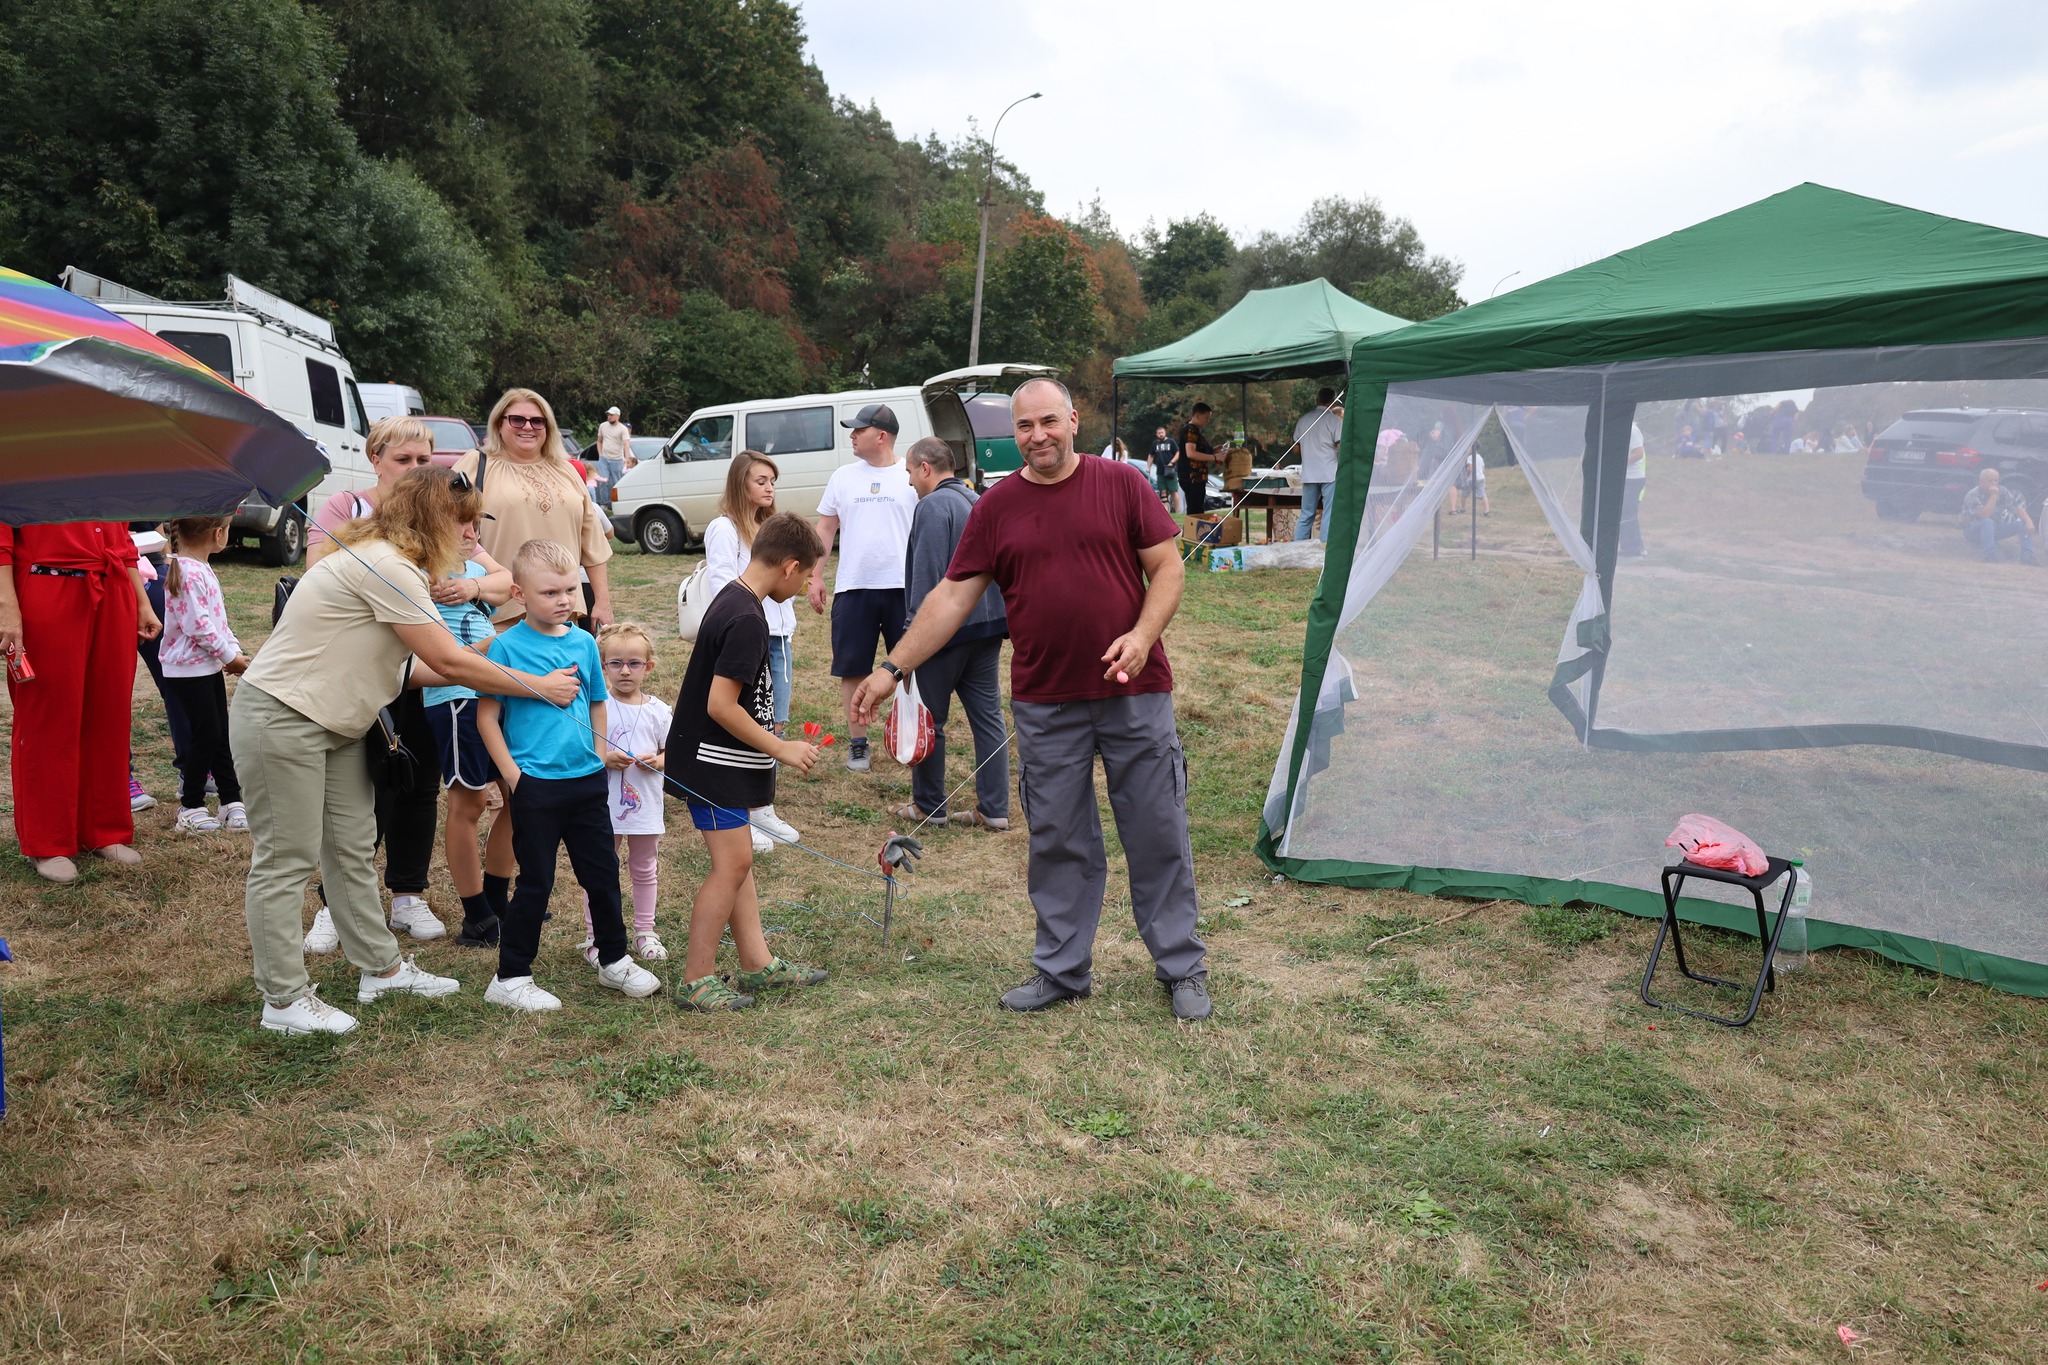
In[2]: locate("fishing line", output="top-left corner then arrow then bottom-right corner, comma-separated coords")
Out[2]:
1176,388 -> 1346,566
320,534 -> 896,888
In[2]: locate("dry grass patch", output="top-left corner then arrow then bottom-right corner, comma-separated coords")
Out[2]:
0,543 -> 2043,1361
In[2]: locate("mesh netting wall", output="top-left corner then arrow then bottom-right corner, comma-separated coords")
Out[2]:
1265,340 -> 2048,988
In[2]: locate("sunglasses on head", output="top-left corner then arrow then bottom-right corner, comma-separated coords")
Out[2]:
502,414 -> 548,430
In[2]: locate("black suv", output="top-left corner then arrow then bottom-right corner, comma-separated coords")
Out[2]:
1862,407 -> 2048,521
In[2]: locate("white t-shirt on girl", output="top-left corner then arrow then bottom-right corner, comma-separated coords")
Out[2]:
606,695 -> 673,835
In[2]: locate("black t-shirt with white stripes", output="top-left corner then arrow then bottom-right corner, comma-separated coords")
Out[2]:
667,580 -> 776,810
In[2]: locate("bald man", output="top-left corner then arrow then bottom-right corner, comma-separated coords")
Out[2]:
852,379 -> 1210,1021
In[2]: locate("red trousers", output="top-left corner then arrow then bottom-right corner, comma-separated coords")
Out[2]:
8,569 -> 138,857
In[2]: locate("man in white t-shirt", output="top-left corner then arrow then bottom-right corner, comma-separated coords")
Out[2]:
1620,421 -> 1648,557
1291,387 -> 1344,541
811,403 -> 919,771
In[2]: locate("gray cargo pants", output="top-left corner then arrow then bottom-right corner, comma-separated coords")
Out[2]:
1011,691 -> 1206,992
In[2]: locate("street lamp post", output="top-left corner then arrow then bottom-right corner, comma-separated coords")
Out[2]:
968,91 -> 1041,367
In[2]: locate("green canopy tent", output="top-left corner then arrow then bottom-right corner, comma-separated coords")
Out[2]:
1259,183 -> 2048,995
1109,278 -> 1408,449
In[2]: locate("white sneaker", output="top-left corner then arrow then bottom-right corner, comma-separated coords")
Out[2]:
596,954 -> 662,998
751,825 -> 774,854
219,801 -> 249,832
357,954 -> 461,1004
485,975 -> 561,1012
754,806 -> 800,844
261,987 -> 358,1036
634,932 -> 669,961
388,894 -> 446,941
175,805 -> 220,833
304,905 -> 340,954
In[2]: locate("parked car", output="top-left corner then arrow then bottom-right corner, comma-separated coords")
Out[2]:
1861,407 -> 2048,521
358,382 -> 425,424
62,267 -> 370,565
607,364 -> 1054,555
422,416 -> 480,467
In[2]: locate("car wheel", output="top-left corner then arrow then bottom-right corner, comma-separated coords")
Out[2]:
640,509 -> 687,556
1874,501 -> 1919,523
260,508 -> 306,566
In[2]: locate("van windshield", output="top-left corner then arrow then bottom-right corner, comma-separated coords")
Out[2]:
676,414 -> 733,461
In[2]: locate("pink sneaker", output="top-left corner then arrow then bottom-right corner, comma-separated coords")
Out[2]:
129,777 -> 156,812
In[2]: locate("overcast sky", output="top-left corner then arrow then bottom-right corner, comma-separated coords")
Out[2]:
803,0 -> 2048,304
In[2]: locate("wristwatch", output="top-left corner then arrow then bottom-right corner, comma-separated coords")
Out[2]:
880,660 -> 904,680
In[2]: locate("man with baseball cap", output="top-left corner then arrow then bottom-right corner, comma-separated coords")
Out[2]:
811,403 -> 919,771
595,405 -> 632,503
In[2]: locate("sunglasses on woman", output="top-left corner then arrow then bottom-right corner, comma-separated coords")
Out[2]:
502,415 -> 548,431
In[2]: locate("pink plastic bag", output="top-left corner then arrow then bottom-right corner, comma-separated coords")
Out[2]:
1665,814 -> 1767,876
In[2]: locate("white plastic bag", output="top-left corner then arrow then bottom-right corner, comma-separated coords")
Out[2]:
885,671 -> 934,766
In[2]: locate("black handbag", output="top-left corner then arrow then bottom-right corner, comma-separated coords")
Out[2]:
364,705 -> 418,793
272,575 -> 298,626
364,660 -> 419,791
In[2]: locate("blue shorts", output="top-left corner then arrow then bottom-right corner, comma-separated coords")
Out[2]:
688,801 -> 752,832
423,698 -> 495,789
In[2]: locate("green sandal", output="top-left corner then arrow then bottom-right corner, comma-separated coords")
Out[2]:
736,956 -> 829,993
676,974 -> 755,1012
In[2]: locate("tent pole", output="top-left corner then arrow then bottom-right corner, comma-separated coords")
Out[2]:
1471,443 -> 1478,560
1110,376 -> 1119,461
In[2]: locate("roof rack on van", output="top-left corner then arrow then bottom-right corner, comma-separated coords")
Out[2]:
60,266 -> 341,352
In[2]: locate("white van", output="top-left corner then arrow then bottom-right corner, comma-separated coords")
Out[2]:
61,267 -> 369,565
358,382 -> 425,424
608,364 -> 1056,554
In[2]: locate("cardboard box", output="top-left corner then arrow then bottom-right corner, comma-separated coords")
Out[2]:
1183,513 -> 1242,549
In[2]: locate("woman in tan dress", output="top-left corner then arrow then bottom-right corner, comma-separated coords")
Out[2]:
452,388 -> 615,628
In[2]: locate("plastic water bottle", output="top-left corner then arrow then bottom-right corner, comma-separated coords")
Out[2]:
1778,864 -> 1811,970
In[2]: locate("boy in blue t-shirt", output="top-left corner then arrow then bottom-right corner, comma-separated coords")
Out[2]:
477,539 -> 661,1012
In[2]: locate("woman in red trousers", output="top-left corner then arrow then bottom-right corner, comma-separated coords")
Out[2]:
0,523 -> 162,882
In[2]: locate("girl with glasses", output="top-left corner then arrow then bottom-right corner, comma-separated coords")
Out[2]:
579,622 -> 671,962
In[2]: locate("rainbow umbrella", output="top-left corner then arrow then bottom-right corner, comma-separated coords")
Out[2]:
0,266 -> 326,525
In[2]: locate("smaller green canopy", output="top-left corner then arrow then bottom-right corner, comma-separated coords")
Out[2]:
1113,278 -> 1409,384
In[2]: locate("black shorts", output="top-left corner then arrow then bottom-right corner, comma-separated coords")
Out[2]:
423,698 -> 495,790
829,587 -> 906,678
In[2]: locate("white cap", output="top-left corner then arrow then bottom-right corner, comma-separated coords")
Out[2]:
606,405 -> 621,416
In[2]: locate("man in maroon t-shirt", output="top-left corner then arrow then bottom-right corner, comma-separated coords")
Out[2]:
852,378 -> 1210,1021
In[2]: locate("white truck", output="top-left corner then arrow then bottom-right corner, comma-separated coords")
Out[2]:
608,363 -> 1056,554
61,267 -> 372,565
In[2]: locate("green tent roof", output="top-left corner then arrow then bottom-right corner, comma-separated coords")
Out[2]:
1114,278 -> 1409,383
1349,183 -> 2048,385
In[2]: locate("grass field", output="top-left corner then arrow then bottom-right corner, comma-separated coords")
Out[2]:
2,537 -> 2046,1363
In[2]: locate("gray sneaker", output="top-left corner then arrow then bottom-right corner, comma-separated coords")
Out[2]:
998,973 -> 1089,1012
1166,976 -> 1212,1021
847,737 -> 871,772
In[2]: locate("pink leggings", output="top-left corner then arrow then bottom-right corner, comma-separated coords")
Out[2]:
584,833 -> 660,941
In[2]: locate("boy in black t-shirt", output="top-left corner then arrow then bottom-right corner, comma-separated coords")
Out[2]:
668,513 -> 830,1011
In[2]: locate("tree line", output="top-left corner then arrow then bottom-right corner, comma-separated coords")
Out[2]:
0,0 -> 1465,444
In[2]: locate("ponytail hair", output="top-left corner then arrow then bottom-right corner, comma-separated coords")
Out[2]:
160,515 -> 231,597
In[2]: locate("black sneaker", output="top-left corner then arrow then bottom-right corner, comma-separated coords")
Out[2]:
1165,976 -> 1212,1021
454,914 -> 500,948
847,737 -> 871,772
998,973 -> 1089,1012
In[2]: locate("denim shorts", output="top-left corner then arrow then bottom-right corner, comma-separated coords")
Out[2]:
687,801 -> 752,832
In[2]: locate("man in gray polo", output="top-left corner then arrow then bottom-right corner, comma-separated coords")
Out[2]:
895,436 -> 1010,830
852,379 -> 1210,1021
